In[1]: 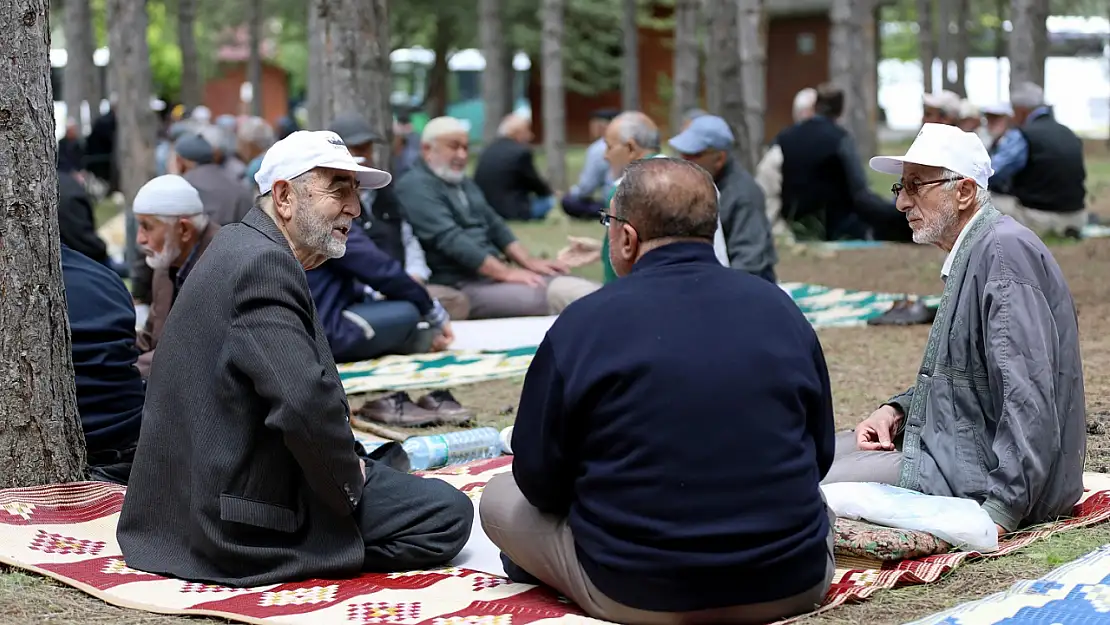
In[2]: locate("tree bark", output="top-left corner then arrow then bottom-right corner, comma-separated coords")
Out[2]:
0,0 -> 87,488
177,0 -> 202,110
1009,0 -> 1048,89
915,0 -> 934,93
63,0 -> 98,128
736,0 -> 766,171
670,0 -> 700,134
829,0 -> 876,159
705,1 -> 749,167
621,0 -> 640,111
540,0 -> 567,191
425,14 -> 454,119
480,0 -> 509,146
318,0 -> 393,169
951,0 -> 969,97
307,0 -> 325,130
937,0 -> 953,92
702,0 -> 721,119
248,0 -> 264,117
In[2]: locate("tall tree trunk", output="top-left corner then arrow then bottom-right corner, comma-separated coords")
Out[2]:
480,0 -> 509,146
702,0 -> 721,118
248,0 -> 264,117
705,2 -> 748,166
830,0 -> 876,159
951,0 -> 969,96
177,0 -> 202,110
670,0 -> 700,133
937,0 -> 953,92
64,0 -> 98,129
307,0 -> 325,130
0,0 -> 87,488
318,0 -> 393,169
425,14 -> 454,119
994,0 -> 1006,101
1009,0 -> 1048,88
621,0 -> 640,111
736,0 -> 766,171
500,45 -> 515,117
540,0 -> 566,191
915,0 -> 934,93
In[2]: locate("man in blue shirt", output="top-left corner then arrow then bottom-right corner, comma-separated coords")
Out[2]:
560,109 -> 618,219
988,82 -> 1087,238
480,157 -> 836,624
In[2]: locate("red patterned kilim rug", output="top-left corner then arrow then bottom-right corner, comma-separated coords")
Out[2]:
1,460 -> 1109,625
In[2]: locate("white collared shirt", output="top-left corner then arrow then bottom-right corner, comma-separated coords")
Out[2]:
940,207 -> 986,278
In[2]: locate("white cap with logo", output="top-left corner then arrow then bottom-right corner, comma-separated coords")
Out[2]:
255,130 -> 392,195
869,123 -> 995,190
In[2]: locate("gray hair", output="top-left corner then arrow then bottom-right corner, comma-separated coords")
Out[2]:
1010,82 -> 1044,109
497,114 -> 525,137
613,112 -> 660,151
256,170 -> 316,218
941,168 -> 992,207
238,116 -> 275,150
157,213 -> 210,232
792,88 -> 817,122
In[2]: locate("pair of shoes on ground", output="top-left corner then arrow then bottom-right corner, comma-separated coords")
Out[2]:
867,298 -> 937,326
355,390 -> 473,428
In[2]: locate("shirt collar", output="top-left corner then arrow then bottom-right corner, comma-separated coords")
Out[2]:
629,241 -> 721,275
940,208 -> 985,278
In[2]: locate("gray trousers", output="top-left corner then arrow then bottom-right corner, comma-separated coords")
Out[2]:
458,275 -> 600,319
820,430 -> 903,485
479,473 -> 835,625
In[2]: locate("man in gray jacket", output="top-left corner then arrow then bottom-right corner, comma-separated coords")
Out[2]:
823,123 -> 1086,537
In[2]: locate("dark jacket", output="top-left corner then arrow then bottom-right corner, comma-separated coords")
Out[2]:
307,224 -> 434,358
61,245 -> 145,455
715,156 -> 777,274
58,170 -> 109,264
358,185 -> 406,263
473,137 -> 552,220
118,208 -> 366,587
511,242 -> 835,612
136,221 -> 221,377
395,159 -> 517,286
184,164 -> 254,225
1011,111 -> 1087,213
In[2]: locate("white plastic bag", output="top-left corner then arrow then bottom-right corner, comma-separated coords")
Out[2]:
821,482 -> 999,553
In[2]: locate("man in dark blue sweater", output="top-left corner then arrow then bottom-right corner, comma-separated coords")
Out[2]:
480,158 -> 836,624
61,244 -> 146,484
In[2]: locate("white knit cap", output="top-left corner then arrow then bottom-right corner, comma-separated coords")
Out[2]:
133,175 -> 204,216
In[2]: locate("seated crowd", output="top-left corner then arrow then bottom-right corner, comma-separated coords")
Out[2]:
54,100 -> 1086,624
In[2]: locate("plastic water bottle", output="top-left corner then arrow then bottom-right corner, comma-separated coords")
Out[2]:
500,426 -> 514,455
402,427 -> 503,471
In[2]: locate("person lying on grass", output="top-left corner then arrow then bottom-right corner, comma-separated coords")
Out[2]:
823,123 -> 1086,538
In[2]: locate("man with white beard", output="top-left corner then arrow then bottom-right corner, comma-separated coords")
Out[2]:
133,174 -> 220,378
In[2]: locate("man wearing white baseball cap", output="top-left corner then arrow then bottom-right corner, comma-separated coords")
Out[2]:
822,122 -> 1086,541
922,90 -> 961,126
120,130 -> 473,587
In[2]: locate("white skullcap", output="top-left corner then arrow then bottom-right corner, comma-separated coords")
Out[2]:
133,175 -> 204,217
957,99 -> 980,120
421,116 -> 468,144
923,90 -> 962,117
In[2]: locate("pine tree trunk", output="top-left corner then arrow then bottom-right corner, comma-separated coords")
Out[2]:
177,0 -> 202,110
670,0 -> 700,134
540,0 -> 566,191
0,0 -> 87,488
830,0 -> 876,159
1009,0 -> 1048,88
916,0 -> 934,93
705,2 -> 747,166
951,0 -> 969,97
736,0 -> 766,170
248,0 -> 264,117
425,14 -> 454,119
63,0 -> 98,128
937,0 -> 954,92
307,0 -> 325,130
480,0 -> 509,146
621,0 -> 640,111
702,0 -> 721,117
318,0 -> 393,169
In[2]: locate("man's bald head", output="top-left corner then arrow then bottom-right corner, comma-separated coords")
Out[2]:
612,157 -> 718,244
604,111 -> 660,177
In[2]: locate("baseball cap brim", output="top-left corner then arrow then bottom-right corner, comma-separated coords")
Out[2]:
668,131 -> 707,155
317,159 -> 392,189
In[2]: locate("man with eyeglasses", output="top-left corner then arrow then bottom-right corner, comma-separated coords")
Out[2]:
824,123 -> 1086,540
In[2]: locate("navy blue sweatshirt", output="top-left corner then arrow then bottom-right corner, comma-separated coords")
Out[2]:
306,224 -> 434,357
61,245 -> 145,453
511,242 -> 835,612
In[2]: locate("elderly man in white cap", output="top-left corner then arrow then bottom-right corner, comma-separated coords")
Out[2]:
823,123 -> 1085,539
397,116 -> 599,318
119,130 -> 473,587
133,174 -> 219,378
981,102 -> 1014,154
922,90 -> 961,126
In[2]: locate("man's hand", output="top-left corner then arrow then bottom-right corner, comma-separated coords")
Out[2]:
409,274 -> 426,285
430,323 -> 454,352
855,405 -> 902,451
524,258 -> 570,276
503,268 -> 548,288
996,524 -> 1007,538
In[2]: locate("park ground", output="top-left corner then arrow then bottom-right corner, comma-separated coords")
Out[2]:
4,142 -> 1110,624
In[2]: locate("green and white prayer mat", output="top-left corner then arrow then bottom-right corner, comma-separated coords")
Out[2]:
338,347 -> 536,395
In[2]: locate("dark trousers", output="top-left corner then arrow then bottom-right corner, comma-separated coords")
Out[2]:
334,300 -> 431,364
357,459 -> 474,571
88,444 -> 137,485
561,195 -> 604,220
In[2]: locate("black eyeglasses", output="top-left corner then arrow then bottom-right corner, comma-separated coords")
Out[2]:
598,211 -> 631,227
891,177 -> 962,198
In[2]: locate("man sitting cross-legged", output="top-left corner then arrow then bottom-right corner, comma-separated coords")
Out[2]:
118,130 -> 473,587
824,123 -> 1086,537
480,157 -> 837,624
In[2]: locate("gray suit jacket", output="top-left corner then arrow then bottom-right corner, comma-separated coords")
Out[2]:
118,207 -> 367,586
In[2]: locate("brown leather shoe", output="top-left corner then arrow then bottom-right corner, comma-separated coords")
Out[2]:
355,392 -> 441,427
867,298 -> 937,326
416,390 -> 474,426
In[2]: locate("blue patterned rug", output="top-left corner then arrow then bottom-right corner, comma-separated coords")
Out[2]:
908,544 -> 1110,624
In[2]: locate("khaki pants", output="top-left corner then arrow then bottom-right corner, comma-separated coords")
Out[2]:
479,473 -> 835,625
821,430 -> 903,485
458,275 -> 600,320
993,194 -> 1087,237
425,284 -> 471,321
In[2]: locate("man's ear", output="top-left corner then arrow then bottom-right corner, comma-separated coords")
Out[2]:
959,179 -> 978,209
271,180 -> 295,220
619,222 -> 638,260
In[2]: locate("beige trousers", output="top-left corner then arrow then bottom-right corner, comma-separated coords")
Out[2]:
479,473 -> 835,625
820,430 -> 903,485
458,275 -> 600,319
993,194 -> 1087,237
425,284 -> 471,321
